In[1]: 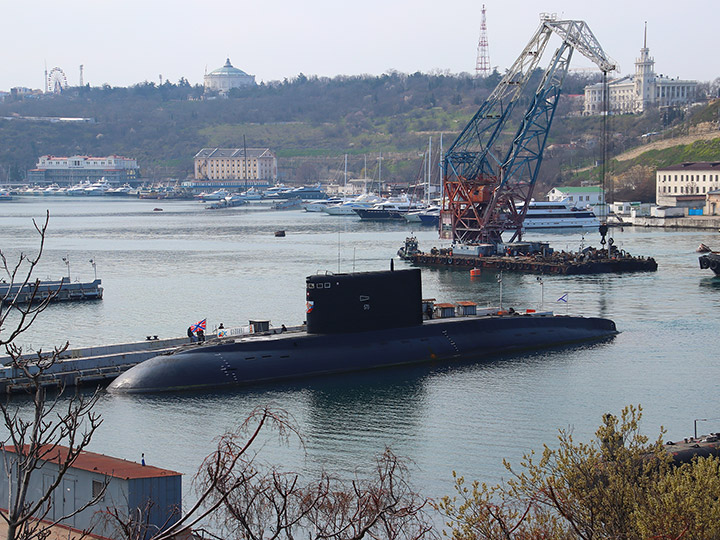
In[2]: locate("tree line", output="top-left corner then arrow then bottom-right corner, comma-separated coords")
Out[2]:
1,70 -> 714,202
0,71 -> 602,184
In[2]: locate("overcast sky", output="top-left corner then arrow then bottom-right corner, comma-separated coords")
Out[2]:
3,0 -> 716,92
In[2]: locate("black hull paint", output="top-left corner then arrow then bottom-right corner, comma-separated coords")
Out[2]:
108,315 -> 617,393
699,252 -> 720,275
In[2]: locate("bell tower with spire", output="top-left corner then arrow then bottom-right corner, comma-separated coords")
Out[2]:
634,22 -> 656,113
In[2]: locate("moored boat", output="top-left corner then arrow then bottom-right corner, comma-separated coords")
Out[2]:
304,198 -> 343,212
405,205 -> 440,226
354,197 -> 426,220
324,193 -> 384,216
519,200 -> 600,229
273,197 -> 302,210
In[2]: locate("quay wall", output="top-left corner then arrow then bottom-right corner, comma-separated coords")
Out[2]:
629,216 -> 720,229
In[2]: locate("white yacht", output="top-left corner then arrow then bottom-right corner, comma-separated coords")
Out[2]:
353,196 -> 426,221
520,200 -> 600,229
304,198 -> 343,212
199,189 -> 229,201
84,180 -> 112,196
66,181 -> 92,196
324,193 -> 384,216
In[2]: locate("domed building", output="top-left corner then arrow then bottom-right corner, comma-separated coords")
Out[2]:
204,58 -> 255,94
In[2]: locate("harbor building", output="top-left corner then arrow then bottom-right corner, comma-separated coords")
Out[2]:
27,155 -> 141,186
583,26 -> 697,115
0,445 -> 181,539
656,162 -> 720,207
705,189 -> 720,216
204,58 -> 255,95
547,185 -> 604,207
193,147 -> 277,188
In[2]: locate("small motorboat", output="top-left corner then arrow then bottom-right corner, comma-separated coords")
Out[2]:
274,230 -> 286,237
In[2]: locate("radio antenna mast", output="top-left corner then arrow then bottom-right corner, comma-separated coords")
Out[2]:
475,4 -> 491,77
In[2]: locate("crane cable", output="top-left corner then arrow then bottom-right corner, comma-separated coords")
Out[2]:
599,70 -> 610,247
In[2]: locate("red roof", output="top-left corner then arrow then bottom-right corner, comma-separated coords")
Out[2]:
3,445 -> 180,480
660,162 -> 720,171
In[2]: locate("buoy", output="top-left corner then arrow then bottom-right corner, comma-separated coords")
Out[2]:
274,230 -> 286,237
470,268 -> 481,277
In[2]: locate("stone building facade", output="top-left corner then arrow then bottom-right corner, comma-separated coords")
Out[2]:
584,26 -> 697,115
194,147 -> 277,182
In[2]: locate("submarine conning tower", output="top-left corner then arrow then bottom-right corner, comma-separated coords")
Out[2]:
306,268 -> 423,334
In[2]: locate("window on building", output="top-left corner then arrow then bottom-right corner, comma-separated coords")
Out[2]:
92,480 -> 105,501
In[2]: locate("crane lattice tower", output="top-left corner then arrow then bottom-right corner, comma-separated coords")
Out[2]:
475,4 -> 490,77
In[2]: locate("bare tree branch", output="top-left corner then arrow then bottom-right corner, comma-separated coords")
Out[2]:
0,215 -> 105,540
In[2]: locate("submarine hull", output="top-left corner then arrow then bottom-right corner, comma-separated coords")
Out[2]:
108,315 -> 617,393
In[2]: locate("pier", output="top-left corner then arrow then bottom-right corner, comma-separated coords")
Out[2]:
0,278 -> 103,304
0,337 -> 186,394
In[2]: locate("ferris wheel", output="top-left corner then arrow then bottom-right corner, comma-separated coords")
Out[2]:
47,67 -> 68,93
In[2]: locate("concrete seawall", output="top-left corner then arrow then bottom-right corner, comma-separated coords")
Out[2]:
628,216 -> 720,229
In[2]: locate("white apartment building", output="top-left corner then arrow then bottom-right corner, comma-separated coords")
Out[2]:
547,186 -> 605,207
584,26 -> 697,115
656,162 -> 720,206
27,155 -> 140,185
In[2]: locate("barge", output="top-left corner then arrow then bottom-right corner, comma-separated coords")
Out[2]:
0,277 -> 103,304
398,237 -> 657,275
108,268 -> 618,394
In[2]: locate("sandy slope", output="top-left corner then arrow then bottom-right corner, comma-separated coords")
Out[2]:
615,124 -> 720,162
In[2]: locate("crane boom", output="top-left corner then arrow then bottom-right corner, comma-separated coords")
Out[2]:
442,15 -> 616,245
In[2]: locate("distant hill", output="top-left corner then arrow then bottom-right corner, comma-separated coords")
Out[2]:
555,100 -> 720,202
0,73 -> 714,191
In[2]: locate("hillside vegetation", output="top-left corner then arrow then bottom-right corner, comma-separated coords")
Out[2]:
1,73 -> 717,199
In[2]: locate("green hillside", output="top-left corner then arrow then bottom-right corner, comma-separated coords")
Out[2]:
562,131 -> 720,202
0,72 -> 714,190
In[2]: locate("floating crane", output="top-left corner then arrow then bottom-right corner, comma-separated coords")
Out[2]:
442,14 -> 616,246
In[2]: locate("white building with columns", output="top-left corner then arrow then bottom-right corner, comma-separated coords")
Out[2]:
584,25 -> 697,115
204,58 -> 255,94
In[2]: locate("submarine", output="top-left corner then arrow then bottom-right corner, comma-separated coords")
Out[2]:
108,268 -> 618,393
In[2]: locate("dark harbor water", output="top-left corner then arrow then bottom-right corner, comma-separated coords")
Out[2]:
2,197 -> 719,512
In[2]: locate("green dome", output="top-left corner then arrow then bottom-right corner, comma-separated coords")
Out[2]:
208,58 -> 249,77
